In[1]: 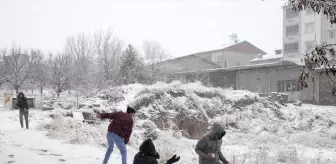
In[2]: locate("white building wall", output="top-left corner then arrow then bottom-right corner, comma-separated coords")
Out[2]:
321,15 -> 336,44
282,6 -> 301,59
283,6 -> 336,61
300,11 -> 322,53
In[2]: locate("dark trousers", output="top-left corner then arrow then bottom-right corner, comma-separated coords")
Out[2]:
19,109 -> 29,129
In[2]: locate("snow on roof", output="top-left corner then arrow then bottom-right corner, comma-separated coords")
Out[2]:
251,54 -> 283,62
193,41 -> 245,54
173,60 -> 300,74
282,57 -> 304,66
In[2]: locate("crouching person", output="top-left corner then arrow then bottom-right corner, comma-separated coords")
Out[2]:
133,139 -> 180,164
97,106 -> 136,164
195,122 -> 229,164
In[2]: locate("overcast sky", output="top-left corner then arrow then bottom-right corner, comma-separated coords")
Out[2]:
0,0 -> 285,57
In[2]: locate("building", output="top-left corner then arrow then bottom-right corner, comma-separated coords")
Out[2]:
194,40 -> 266,68
250,49 -> 283,65
282,5 -> 336,61
172,60 -> 313,102
150,54 -> 220,82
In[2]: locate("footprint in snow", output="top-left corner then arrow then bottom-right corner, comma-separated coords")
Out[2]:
7,161 -> 15,164
58,159 -> 66,162
39,149 -> 48,153
8,154 -> 14,158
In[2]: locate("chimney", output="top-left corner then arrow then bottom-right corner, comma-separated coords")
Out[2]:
275,49 -> 282,55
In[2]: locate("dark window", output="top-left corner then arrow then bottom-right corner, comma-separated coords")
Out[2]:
286,24 -> 299,36
284,42 -> 299,53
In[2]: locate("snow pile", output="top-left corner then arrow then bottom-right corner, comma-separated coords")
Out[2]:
36,82 -> 336,163
42,115 -> 107,145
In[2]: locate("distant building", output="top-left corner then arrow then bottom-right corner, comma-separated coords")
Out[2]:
250,49 -> 283,65
194,41 -> 266,68
282,5 -> 336,61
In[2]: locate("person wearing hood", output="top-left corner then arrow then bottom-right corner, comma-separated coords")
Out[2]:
133,138 -> 180,164
97,106 -> 136,164
16,92 -> 29,129
195,122 -> 229,164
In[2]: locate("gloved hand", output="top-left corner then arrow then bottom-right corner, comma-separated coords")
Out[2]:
155,152 -> 160,159
167,155 -> 180,164
222,160 -> 230,164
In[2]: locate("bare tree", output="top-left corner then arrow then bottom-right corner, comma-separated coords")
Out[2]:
30,49 -> 49,94
50,53 -> 73,97
143,40 -> 170,82
285,0 -> 336,95
94,28 -> 124,88
65,33 -> 93,88
1,45 -> 38,93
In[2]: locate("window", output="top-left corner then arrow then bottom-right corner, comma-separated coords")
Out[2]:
328,30 -> 335,39
212,52 -> 222,62
277,80 -> 300,92
286,8 -> 299,19
286,80 -> 292,92
277,81 -> 285,92
286,24 -> 299,36
284,42 -> 299,53
305,22 -> 315,34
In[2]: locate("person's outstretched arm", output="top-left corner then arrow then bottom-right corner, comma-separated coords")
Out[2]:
98,112 -> 118,120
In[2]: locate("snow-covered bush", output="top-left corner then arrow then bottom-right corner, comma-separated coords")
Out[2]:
43,115 -> 105,145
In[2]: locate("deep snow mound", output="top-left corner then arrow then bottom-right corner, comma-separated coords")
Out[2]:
94,81 -> 282,139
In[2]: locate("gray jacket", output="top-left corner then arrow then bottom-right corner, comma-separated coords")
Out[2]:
195,122 -> 228,164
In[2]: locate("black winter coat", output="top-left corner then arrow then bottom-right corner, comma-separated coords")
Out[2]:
17,93 -> 29,109
133,139 -> 160,164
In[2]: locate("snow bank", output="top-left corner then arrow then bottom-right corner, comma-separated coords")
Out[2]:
42,115 -> 106,145
37,82 -> 336,163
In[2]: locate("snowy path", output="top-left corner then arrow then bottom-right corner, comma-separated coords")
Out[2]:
0,109 -> 133,164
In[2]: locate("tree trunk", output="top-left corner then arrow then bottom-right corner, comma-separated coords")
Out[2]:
15,86 -> 19,94
40,85 -> 43,94
57,92 -> 60,97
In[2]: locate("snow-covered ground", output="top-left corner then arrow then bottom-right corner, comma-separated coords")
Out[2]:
1,82 -> 336,164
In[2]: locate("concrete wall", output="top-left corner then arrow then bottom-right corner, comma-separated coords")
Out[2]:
236,68 -> 270,93
209,70 -> 236,89
197,50 -> 258,67
270,67 -> 313,101
317,73 -> 336,104
236,66 -> 314,101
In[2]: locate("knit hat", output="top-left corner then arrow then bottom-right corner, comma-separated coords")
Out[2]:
126,106 -> 136,113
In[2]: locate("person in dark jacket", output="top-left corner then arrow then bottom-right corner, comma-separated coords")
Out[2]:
195,122 -> 229,164
97,106 -> 136,164
16,92 -> 29,129
133,138 -> 180,164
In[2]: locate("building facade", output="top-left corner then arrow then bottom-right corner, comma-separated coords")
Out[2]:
195,41 -> 266,68
283,6 -> 336,61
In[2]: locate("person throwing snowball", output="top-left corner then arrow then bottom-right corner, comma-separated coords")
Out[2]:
97,106 -> 136,164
